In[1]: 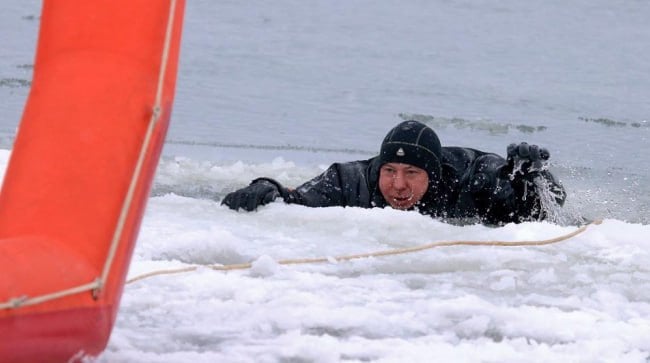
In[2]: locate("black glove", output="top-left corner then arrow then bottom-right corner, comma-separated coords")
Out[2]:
221,178 -> 282,211
506,142 -> 550,177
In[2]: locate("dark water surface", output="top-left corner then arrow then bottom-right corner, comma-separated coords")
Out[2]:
1,0 -> 648,223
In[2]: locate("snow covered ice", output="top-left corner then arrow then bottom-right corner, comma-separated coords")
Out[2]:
89,156 -> 650,363
106,187 -> 650,363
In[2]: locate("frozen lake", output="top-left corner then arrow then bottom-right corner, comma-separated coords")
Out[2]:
1,1 -> 649,362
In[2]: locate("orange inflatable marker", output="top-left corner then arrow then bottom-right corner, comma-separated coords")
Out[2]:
0,0 -> 185,361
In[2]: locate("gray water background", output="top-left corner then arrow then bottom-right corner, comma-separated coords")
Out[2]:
1,1 -> 649,224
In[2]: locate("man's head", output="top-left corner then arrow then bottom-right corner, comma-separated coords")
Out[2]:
378,120 -> 442,209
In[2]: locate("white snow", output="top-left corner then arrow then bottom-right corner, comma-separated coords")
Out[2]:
95,172 -> 649,362
2,0 -> 649,361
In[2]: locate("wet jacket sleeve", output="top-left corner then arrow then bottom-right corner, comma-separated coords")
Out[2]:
282,161 -> 373,208
452,152 -> 566,225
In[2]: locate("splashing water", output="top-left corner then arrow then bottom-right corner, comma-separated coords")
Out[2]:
508,157 -> 579,225
533,176 -> 578,226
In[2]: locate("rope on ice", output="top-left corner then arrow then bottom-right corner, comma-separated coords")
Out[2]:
126,219 -> 602,285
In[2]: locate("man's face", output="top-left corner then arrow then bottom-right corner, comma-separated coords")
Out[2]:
378,163 -> 429,210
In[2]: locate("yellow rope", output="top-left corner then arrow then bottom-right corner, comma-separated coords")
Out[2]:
126,219 -> 602,285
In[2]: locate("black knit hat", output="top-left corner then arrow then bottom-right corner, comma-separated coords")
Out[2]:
379,120 -> 442,181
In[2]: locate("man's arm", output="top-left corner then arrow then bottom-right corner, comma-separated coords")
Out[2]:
221,160 -> 372,211
454,143 -> 566,225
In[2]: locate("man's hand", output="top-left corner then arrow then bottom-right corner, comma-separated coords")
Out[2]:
221,179 -> 281,211
506,142 -> 550,177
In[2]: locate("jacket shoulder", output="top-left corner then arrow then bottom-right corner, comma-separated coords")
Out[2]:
440,146 -> 504,175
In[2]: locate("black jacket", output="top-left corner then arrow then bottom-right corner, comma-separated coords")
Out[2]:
272,146 -> 565,225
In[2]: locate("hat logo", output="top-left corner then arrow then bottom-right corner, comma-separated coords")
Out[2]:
396,147 -> 405,156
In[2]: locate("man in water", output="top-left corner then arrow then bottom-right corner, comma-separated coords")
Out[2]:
222,120 -> 566,225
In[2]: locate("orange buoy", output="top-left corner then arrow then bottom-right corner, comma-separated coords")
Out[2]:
0,0 -> 185,361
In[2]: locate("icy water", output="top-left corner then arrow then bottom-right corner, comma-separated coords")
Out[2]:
2,0 -> 649,224
1,1 -> 650,362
